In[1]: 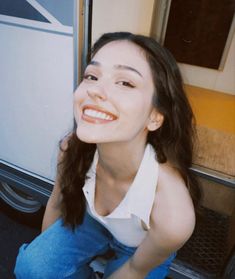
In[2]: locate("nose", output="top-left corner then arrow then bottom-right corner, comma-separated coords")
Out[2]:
87,86 -> 107,101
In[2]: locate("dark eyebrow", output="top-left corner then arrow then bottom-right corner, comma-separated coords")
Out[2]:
115,64 -> 143,78
88,60 -> 143,78
89,60 -> 100,66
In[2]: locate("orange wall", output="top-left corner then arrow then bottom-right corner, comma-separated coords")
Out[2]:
185,85 -> 235,134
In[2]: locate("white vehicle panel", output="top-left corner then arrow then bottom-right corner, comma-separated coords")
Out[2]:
0,1 -> 75,181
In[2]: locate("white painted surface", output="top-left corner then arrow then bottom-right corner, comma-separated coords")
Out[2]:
214,33 -> 235,94
0,24 -> 74,180
92,0 -> 155,42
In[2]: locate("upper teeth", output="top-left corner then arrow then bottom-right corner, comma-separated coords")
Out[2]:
84,109 -> 114,120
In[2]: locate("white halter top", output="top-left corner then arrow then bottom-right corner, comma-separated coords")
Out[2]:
82,144 -> 159,247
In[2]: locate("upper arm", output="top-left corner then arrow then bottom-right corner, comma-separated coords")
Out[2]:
149,163 -> 195,254
41,175 -> 62,231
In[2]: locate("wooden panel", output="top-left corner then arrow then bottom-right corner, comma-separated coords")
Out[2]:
164,0 -> 235,69
194,126 -> 235,176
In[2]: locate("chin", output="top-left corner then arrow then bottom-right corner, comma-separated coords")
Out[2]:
75,127 -> 101,144
76,131 -> 95,143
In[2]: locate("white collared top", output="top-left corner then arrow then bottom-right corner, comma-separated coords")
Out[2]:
82,144 -> 159,247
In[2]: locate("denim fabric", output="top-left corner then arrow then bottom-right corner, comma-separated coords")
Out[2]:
14,213 -> 175,279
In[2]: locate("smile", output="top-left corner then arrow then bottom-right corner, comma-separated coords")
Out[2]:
84,109 -> 114,120
82,106 -> 117,123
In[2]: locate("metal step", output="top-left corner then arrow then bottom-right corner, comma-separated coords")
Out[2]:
169,207 -> 230,279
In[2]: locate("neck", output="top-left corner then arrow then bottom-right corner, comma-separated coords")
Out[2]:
96,141 -> 147,183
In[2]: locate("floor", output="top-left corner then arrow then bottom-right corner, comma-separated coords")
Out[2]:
0,210 -> 40,279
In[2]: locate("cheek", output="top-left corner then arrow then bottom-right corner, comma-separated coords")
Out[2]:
74,87 -> 82,102
73,86 -> 86,109
74,81 -> 88,99
122,97 -> 152,119
73,90 -> 84,121
116,104 -> 148,135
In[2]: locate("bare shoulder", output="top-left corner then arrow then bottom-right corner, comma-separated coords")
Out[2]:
150,162 -> 195,249
59,132 -> 73,152
57,132 -> 74,163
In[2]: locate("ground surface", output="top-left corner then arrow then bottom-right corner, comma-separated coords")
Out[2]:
0,210 -> 40,279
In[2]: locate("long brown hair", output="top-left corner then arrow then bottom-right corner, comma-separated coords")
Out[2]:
59,32 -> 201,229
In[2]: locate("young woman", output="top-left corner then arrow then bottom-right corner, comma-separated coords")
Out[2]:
14,32 -> 201,279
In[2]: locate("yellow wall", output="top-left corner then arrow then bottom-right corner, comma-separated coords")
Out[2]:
185,85 -> 235,134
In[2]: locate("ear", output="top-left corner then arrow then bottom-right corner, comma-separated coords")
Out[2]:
147,109 -> 164,132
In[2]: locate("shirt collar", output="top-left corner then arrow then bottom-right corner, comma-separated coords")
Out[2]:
83,144 -> 158,227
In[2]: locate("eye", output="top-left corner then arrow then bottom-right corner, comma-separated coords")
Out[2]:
83,74 -> 97,81
117,81 -> 135,88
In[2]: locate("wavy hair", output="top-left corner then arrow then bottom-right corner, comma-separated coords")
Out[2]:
59,32 -> 201,229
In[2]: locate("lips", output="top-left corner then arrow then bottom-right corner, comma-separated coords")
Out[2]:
81,105 -> 117,123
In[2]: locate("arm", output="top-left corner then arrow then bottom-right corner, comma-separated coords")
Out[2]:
41,178 -> 62,232
108,164 -> 195,279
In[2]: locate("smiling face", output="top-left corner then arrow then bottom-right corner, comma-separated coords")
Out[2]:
74,40 -> 163,145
